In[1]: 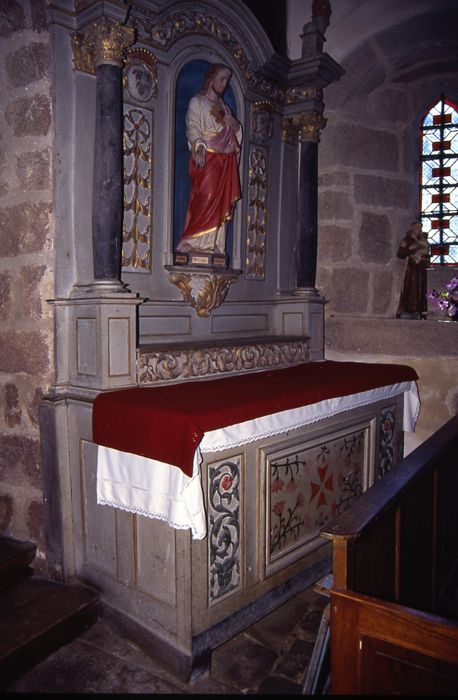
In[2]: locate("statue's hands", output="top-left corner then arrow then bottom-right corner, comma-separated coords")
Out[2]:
194,144 -> 206,168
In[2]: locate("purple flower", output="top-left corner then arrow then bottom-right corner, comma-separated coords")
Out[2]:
428,279 -> 458,316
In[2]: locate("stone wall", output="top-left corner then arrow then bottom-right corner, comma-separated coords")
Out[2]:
317,5 -> 458,452
0,0 -> 54,564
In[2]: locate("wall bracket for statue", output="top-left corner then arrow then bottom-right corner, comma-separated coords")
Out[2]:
166,266 -> 241,317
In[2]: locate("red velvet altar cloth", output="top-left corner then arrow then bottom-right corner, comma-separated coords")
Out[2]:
92,360 -> 418,477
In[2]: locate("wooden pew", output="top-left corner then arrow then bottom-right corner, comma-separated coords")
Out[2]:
320,414 -> 458,694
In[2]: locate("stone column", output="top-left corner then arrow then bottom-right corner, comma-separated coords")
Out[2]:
91,18 -> 135,289
295,112 -> 326,291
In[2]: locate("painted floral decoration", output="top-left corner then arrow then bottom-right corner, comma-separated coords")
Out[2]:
428,277 -> 458,319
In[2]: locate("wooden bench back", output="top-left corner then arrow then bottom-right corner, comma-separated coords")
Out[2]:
321,413 -> 458,616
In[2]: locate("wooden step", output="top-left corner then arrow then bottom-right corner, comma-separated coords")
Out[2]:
0,575 -> 99,689
0,535 -> 37,586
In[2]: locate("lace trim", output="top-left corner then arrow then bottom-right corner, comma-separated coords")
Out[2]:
97,497 -> 206,540
201,386 -> 414,453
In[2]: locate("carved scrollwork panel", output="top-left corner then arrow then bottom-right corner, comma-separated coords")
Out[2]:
378,405 -> 396,480
208,456 -> 242,605
137,339 -> 309,384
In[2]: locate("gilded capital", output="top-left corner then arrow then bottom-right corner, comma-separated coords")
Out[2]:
94,18 -> 136,67
72,18 -> 136,73
296,112 -> 327,143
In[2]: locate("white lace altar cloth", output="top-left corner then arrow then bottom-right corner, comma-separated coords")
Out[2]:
97,380 -> 419,540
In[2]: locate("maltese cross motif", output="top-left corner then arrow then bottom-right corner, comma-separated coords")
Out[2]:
310,463 -> 334,508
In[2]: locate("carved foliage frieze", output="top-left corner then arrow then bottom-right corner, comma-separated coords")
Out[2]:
121,49 -> 157,272
246,147 -> 268,280
128,8 -> 317,107
122,107 -> 153,271
208,456 -> 242,605
137,339 -> 309,384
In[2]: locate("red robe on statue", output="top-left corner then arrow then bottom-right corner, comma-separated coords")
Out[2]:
177,93 -> 242,254
180,150 -> 241,242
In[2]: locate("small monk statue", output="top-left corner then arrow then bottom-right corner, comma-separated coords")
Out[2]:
396,222 -> 430,319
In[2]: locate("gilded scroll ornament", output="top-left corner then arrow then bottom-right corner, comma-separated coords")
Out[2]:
168,271 -> 237,317
71,18 -> 136,73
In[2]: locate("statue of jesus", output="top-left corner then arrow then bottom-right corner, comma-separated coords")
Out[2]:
176,63 -> 242,258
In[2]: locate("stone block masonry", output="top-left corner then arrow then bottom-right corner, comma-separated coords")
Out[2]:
0,0 -> 54,568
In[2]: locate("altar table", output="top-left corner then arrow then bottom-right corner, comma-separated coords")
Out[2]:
93,360 -> 419,539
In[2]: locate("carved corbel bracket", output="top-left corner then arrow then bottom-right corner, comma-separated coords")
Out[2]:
166,267 -> 241,317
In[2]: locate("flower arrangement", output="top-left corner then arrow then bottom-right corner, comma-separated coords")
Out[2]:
428,277 -> 458,319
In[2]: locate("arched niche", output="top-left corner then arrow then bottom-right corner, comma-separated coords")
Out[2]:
172,58 -> 239,268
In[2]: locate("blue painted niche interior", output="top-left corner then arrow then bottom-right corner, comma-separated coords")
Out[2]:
173,60 -> 237,259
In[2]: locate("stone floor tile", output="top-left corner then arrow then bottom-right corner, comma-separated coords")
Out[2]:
272,638 -> 315,683
6,638 -> 186,694
4,585 -> 326,695
245,590 -> 319,652
210,633 -> 278,693
296,606 -> 327,642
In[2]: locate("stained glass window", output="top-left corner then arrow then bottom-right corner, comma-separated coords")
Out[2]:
420,96 -> 458,265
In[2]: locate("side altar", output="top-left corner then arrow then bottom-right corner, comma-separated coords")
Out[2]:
40,0 -> 421,683
87,360 -> 417,679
